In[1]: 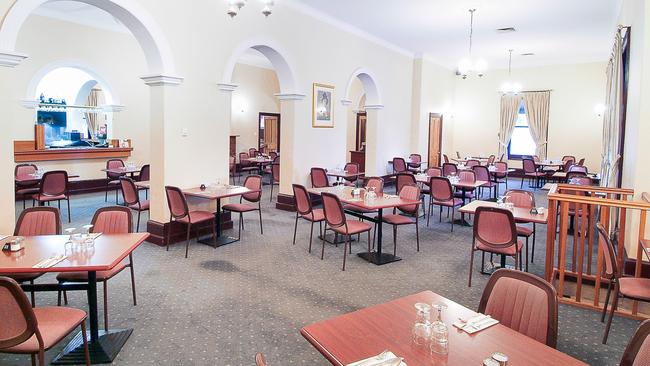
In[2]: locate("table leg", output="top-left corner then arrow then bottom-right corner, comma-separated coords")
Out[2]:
453,189 -> 472,227
197,198 -> 240,247
357,208 -> 401,265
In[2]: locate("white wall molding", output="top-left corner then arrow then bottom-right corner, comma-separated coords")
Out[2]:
102,104 -> 126,112
0,51 -> 28,67
217,83 -> 238,92
20,98 -> 38,109
364,104 -> 384,110
275,93 -> 306,101
141,74 -> 184,86
340,98 -> 352,106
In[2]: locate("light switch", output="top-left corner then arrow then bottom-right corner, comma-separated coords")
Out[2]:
181,128 -> 189,137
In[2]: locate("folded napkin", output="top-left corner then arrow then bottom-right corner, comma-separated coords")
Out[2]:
453,314 -> 499,334
348,350 -> 407,366
33,254 -> 67,269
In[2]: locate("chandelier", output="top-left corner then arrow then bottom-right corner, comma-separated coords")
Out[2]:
500,49 -> 522,94
457,9 -> 487,79
228,0 -> 274,18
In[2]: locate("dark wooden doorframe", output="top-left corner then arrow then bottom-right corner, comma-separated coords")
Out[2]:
258,112 -> 281,153
428,113 -> 443,168
355,112 -> 367,151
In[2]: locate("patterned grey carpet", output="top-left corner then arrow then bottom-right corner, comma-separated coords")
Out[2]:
1,179 -> 641,365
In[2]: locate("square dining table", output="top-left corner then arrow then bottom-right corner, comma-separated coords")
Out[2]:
307,186 -> 420,265
15,173 -> 80,185
0,233 -> 149,364
301,290 -> 587,366
326,170 -> 365,186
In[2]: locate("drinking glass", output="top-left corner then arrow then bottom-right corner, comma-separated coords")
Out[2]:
430,302 -> 449,355
412,303 -> 432,346
82,224 -> 94,246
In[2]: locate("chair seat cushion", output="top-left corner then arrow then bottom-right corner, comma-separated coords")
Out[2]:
57,263 -> 127,282
107,180 -> 121,185
222,203 -> 258,213
177,211 -> 214,224
1,307 -> 86,353
331,220 -> 372,235
454,191 -> 475,199
432,198 -> 463,207
525,172 -> 545,177
344,204 -> 376,214
129,200 -> 150,211
302,208 -> 325,222
32,194 -> 67,202
619,277 -> 650,301
16,188 -> 39,195
476,240 -> 523,256
517,225 -> 534,237
382,214 -> 415,225
0,273 -> 42,282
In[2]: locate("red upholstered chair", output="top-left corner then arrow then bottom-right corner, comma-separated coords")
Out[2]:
15,164 -> 39,210
239,152 -> 258,175
562,155 -> 576,163
292,184 -> 325,253
223,175 -> 264,238
425,167 -> 442,177
443,154 -> 450,164
599,223 -> 650,344
269,151 -> 278,159
57,206 -> 137,331
310,167 -> 330,188
321,192 -> 372,271
269,163 -> 280,202
493,161 -> 509,192
395,173 -> 424,215
255,353 -> 268,366
229,155 -> 239,185
165,186 -> 216,258
427,177 -> 462,231
454,170 -> 477,202
521,158 -> 544,189
566,172 -> 592,186
344,177 -> 384,222
407,153 -> 422,173
487,154 -> 496,165
442,162 -> 457,177
0,207 -> 61,306
466,159 -> 480,168
620,319 -> 650,366
120,177 -> 149,231
478,269 -> 558,347
0,277 -> 90,366
249,148 -> 258,157
568,164 -> 588,174
382,185 -> 421,253
562,159 -> 575,173
32,170 -> 71,223
577,158 -> 585,166
105,159 -> 125,203
343,162 -> 360,186
504,189 -> 536,268
468,206 -> 522,287
472,165 -> 495,199
137,164 -> 150,198
392,157 -> 408,174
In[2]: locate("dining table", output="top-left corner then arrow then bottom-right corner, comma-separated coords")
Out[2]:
134,180 -> 150,189
307,186 -> 420,265
15,172 -> 80,184
414,174 -> 489,225
301,290 -> 587,366
101,165 -> 141,177
0,233 -> 149,364
245,156 -> 274,175
326,170 -> 365,186
183,185 -> 260,247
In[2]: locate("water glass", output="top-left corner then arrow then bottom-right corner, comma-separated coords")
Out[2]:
430,302 -> 449,355
412,303 -> 432,346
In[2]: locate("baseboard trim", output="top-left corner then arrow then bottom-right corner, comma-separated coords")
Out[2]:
145,211 -> 233,246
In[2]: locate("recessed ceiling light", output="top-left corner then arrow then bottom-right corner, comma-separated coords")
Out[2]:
496,27 -> 516,33
520,52 -> 535,56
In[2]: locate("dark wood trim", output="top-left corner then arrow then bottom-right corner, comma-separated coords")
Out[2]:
14,147 -> 133,162
355,112 -> 367,151
145,212 -> 233,246
427,113 -> 443,168
617,28 -> 631,188
276,193 -> 296,211
259,112 -> 281,153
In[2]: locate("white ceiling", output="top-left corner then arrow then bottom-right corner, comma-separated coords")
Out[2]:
33,1 -> 127,33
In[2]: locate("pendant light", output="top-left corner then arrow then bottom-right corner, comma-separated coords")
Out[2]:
228,0 -> 274,18
457,9 -> 487,79
500,49 -> 522,94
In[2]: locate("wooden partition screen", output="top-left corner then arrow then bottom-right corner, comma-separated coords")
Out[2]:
545,184 -> 650,318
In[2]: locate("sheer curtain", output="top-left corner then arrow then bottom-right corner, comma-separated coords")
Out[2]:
601,29 -> 625,187
523,91 -> 551,160
498,94 -> 522,159
84,88 -> 102,139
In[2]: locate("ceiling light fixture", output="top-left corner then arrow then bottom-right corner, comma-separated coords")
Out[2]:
228,0 -> 274,18
457,9 -> 487,79
500,49 -> 522,94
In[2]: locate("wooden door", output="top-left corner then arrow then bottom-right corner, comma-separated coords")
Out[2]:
428,113 -> 443,167
259,113 -> 281,153
356,112 -> 367,151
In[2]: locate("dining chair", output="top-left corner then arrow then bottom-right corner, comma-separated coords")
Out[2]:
566,172 -> 592,185
344,177 -> 383,246
599,223 -> 650,344
562,155 -> 576,163
269,151 -> 278,159
105,159 -> 125,203
568,164 -> 588,173
468,206 -> 522,287
120,177 -> 149,231
165,186 -> 217,258
620,319 -> 650,366
487,154 -> 496,165
472,165 -> 495,199
425,167 -> 442,177
454,170 -> 477,203
239,152 -> 257,176
229,155 -> 239,185
57,206 -> 137,332
442,162 -> 457,177
478,269 -> 558,347
310,167 -> 330,188
408,153 -> 422,173
466,159 -> 480,168
269,163 -> 280,202
395,173 -> 424,216
248,148 -> 258,157
255,353 -> 268,366
343,162 -> 360,186
493,161 -> 509,193
392,157 -> 408,174
443,154 -> 450,164
577,158 -> 586,166
427,176 -> 462,231
0,207 -> 61,306
15,163 -> 39,210
223,175 -> 264,238
504,189 -> 536,268
0,277 -> 91,366
321,192 -> 372,271
562,159 -> 575,173
32,170 -> 71,223
137,164 -> 150,199
382,184 -> 421,254
521,158 -> 545,189
292,184 -> 325,253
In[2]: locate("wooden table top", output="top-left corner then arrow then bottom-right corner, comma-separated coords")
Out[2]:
308,186 -> 420,210
15,173 -> 80,183
0,233 -> 149,273
552,172 -> 599,179
183,185 -> 258,200
245,157 -> 274,164
135,180 -> 150,189
326,171 -> 365,179
459,200 -> 548,224
301,291 -> 587,366
102,166 -> 141,174
535,161 -> 564,167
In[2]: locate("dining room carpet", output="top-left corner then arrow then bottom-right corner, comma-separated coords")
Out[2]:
1,178 -> 641,366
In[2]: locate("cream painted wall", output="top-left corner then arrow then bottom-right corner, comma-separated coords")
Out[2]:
345,78 -> 363,160
230,63 -> 280,155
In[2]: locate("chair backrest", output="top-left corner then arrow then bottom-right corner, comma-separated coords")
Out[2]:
409,154 -> 422,165
466,159 -> 480,168
426,167 -> 442,177
255,353 -> 268,366
395,173 -> 416,194
577,158 -> 585,166
397,184 -> 420,215
269,151 -> 278,159
321,192 -> 346,228
504,189 -> 535,209
239,152 -> 250,167
392,157 -> 407,173
106,159 -> 125,179
568,164 -> 588,173
494,161 -> 508,174
91,206 -> 132,234
443,154 -> 449,164
249,148 -> 258,157
14,207 -> 62,236
458,170 -> 476,183
472,165 -> 490,182
343,163 -> 359,182
310,167 -> 329,188
0,277 -> 39,349
139,164 -> 150,181
562,155 -> 576,163
522,158 -> 536,173
271,163 -> 280,183
533,155 -> 540,163
442,163 -> 457,177
429,176 -> 453,201
478,269 -> 558,348
597,223 -> 619,279
243,175 -> 263,202
364,177 -> 384,195
566,173 -> 592,186
487,155 -> 496,165
120,177 -> 140,206
563,159 -> 575,173
621,319 -> 650,366
456,151 -> 462,159
39,170 -> 68,196
473,206 -> 517,250
229,156 -> 236,172
165,186 -> 190,220
14,163 -> 37,177
292,184 -> 313,216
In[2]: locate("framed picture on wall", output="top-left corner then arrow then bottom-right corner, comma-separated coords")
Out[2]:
312,83 -> 335,128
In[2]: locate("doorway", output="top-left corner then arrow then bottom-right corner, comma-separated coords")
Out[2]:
356,112 -> 367,151
259,112 -> 281,154
428,113 -> 443,168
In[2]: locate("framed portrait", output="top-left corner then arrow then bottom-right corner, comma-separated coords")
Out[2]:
312,83 -> 334,128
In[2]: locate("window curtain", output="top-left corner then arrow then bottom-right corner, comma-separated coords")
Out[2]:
264,117 -> 278,151
497,94 -> 522,159
84,88 -> 102,139
523,91 -> 551,160
601,29 -> 625,187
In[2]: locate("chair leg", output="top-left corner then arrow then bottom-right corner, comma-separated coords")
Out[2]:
185,224 -> 191,258
393,225 -> 397,256
309,221 -> 315,253
31,354 -> 36,366
321,223 -> 327,260
105,182 -> 109,202
468,248 -> 475,287
601,281 -> 613,322
238,213 -> 243,240
258,206 -> 264,235
81,321 -> 91,366
451,207 -> 455,232
415,217 -> 420,252
342,235 -> 349,271
57,288 -> 62,306
63,290 -> 68,305
603,285 -> 620,344
367,230 -> 372,255
29,279 -> 35,307
129,254 -> 137,306
103,281 -> 109,331
531,223 -> 537,263
525,236 -> 529,272
166,217 -> 172,251
38,348 -> 45,366
67,198 -> 71,223
292,213 -> 299,245
520,177 -> 524,188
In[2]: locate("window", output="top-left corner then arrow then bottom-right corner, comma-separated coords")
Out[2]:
508,102 -> 537,159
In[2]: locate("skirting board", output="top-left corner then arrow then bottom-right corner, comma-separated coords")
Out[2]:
146,212 -> 233,247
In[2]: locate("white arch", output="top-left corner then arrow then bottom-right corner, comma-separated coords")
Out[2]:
221,37 -> 298,95
343,67 -> 382,106
0,0 -> 176,75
